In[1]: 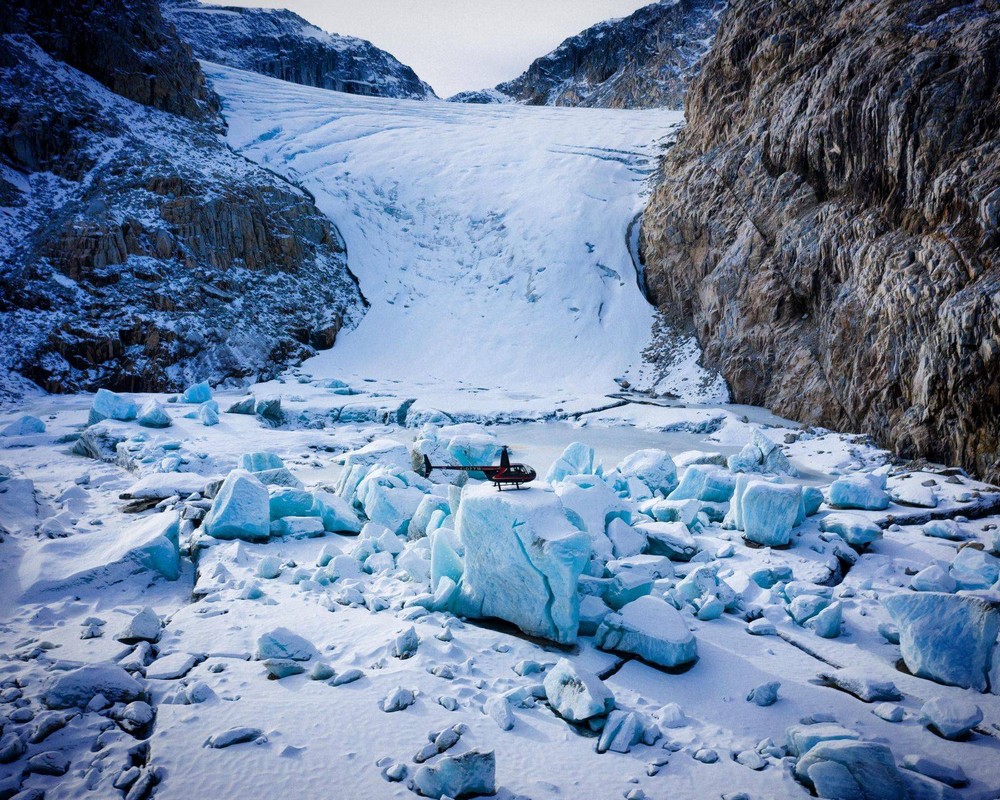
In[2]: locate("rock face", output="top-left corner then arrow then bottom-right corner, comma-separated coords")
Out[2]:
0,0 -> 364,398
164,1 -> 435,100
451,0 -> 726,109
640,0 -> 1000,482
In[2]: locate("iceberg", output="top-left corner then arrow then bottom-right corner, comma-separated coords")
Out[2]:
88,388 -> 137,426
594,595 -> 698,669
554,474 -> 629,560
543,658 -> 615,722
883,592 -> 999,692
202,470 -> 271,542
614,449 -> 678,496
638,521 -> 698,561
198,402 -> 219,426
455,485 -> 589,643
2,415 -> 45,436
446,433 -> 500,473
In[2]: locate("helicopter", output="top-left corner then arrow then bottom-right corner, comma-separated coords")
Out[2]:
422,446 -> 536,490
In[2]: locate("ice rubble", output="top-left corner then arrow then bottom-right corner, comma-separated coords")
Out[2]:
612,448 -> 678,496
543,658 -> 615,722
412,748 -> 496,799
202,469 -> 271,542
594,595 -> 698,668
87,388 -> 138,426
828,472 -> 891,510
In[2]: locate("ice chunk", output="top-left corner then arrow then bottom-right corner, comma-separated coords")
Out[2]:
455,485 -> 589,644
919,696 -> 982,739
607,517 -> 645,559
900,755 -> 968,788
554,474 -> 629,559
412,749 -> 496,799
430,527 -> 464,590
88,389 -> 137,426
145,652 -> 198,680
746,681 -> 779,706
134,400 -> 170,429
883,592 -> 999,692
2,415 -> 45,436
910,565 -> 956,593
116,607 -> 162,643
950,546 -> 1000,590
380,686 -> 416,712
198,402 -> 219,426
923,519 -> 965,541
890,481 -> 939,508
740,481 -> 801,547
268,487 -> 315,520
668,464 -> 735,503
206,727 -> 263,748
786,723 -> 861,757
728,429 -> 795,475
408,494 -> 451,540
543,657 -> 615,722
638,521 -> 698,561
446,433 -> 500,473
125,472 -> 210,499
227,396 -> 255,415
578,594 -> 611,635
828,474 -> 890,510
614,449 -> 678,496
806,601 -> 842,638
312,490 -> 362,533
641,497 -> 700,527
597,710 -> 647,754
202,470 -> 270,542
21,510 -> 181,595
595,595 -> 697,669
820,513 -> 882,547
256,628 -> 315,661
182,382 -> 212,403
795,740 -> 907,800
818,668 -> 900,702
546,442 -> 601,483
239,451 -> 284,473
676,564 -> 738,612
43,665 -> 144,709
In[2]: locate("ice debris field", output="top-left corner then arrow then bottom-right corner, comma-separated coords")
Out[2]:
2,66 -> 1000,800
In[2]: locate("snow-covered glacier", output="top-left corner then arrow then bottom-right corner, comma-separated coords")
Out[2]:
207,65 -> 720,402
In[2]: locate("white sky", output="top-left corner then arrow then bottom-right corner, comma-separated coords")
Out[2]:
206,1 -> 655,97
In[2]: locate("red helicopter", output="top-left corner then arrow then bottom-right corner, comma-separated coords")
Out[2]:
423,446 -> 536,490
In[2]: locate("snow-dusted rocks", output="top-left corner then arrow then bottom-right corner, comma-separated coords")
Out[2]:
883,592 -> 999,692
88,389 -> 138,426
203,469 -> 270,542
794,740 -> 907,800
543,658 -> 615,722
738,481 -> 801,547
43,665 -> 144,709
820,513 -> 882,547
920,696 -> 983,740
728,429 -> 795,476
594,596 -> 697,669
614,449 -> 678,496
546,442 -> 601,483
828,473 -> 890,510
412,748 -> 496,799
455,484 -> 590,644
137,399 -> 172,428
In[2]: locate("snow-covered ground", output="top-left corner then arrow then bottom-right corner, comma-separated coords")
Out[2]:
2,65 -> 1000,800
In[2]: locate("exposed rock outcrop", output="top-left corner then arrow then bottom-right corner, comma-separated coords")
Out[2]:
0,0 -> 364,398
164,1 -> 435,100
640,0 -> 1000,481
451,0 -> 726,109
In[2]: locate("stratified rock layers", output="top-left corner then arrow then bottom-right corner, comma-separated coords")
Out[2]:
641,0 -> 1000,481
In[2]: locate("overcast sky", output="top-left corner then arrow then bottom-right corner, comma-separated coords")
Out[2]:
209,1 -> 654,97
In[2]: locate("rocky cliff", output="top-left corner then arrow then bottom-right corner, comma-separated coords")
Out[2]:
164,1 -> 435,100
452,0 -> 726,108
640,0 -> 1000,481
0,0 -> 364,400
